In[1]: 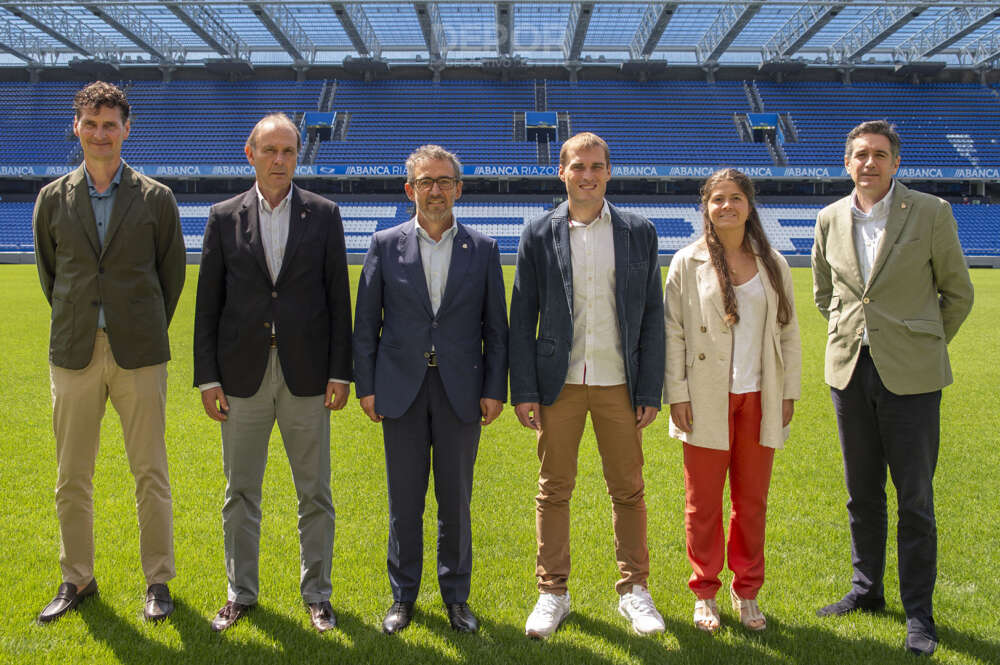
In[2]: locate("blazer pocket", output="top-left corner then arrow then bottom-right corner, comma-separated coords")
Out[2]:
903,319 -> 944,339
536,337 -> 556,357
827,295 -> 840,335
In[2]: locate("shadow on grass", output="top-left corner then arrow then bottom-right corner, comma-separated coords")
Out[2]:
75,595 -> 1000,665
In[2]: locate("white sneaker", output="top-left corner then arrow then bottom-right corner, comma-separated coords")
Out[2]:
525,592 -> 571,639
618,585 -> 665,635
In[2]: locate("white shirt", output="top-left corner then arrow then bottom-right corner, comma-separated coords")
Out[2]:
256,182 -> 293,284
850,179 -> 895,345
565,201 -> 626,386
730,273 -> 766,394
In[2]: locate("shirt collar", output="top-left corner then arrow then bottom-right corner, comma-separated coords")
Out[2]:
255,182 -> 293,214
415,217 -> 458,244
851,179 -> 895,220
84,161 -> 125,198
568,200 -> 610,228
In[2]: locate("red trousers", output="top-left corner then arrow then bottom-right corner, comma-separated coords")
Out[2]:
683,392 -> 774,600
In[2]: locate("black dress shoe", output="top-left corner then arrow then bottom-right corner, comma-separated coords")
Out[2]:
38,578 -> 98,624
211,600 -> 253,632
308,601 -> 337,633
816,593 -> 886,618
382,601 -> 414,634
906,617 -> 938,656
144,583 -> 174,622
446,602 -> 479,633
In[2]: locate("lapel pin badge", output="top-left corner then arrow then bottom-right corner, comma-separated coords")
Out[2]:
462,242 -> 468,249
900,203 -> 907,209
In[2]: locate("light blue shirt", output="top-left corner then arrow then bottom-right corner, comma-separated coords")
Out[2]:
84,161 -> 125,329
415,218 -> 457,316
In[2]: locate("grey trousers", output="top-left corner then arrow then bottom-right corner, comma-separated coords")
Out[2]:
221,349 -> 334,605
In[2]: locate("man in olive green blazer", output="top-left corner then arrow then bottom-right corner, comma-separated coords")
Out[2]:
812,120 -> 973,656
32,82 -> 186,625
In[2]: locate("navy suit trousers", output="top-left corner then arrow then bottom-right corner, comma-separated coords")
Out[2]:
381,367 -> 481,604
831,347 -> 940,623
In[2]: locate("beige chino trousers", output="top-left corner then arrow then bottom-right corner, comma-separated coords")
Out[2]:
50,331 -> 175,587
534,383 -> 649,596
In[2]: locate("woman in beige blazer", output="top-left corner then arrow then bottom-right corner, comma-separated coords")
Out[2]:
664,169 -> 801,633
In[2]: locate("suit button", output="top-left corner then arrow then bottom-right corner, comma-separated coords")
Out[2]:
862,297 -> 870,304
698,353 -> 705,360
272,291 -> 278,298
856,328 -> 864,336
98,267 -> 105,274
700,326 -> 707,333
264,322 -> 271,328
432,321 -> 439,328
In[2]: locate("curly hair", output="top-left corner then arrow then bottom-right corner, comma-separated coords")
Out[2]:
700,168 -> 792,327
73,81 -> 130,122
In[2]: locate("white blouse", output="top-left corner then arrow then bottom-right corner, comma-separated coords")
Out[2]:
730,272 -> 766,394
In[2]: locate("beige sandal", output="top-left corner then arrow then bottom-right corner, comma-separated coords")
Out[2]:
730,587 -> 766,631
693,598 -> 721,633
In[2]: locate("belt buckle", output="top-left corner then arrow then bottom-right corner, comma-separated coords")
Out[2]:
425,351 -> 438,367
269,334 -> 277,348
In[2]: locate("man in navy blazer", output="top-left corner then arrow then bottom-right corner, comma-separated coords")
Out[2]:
510,133 -> 666,638
354,145 -> 508,635
193,114 -> 352,634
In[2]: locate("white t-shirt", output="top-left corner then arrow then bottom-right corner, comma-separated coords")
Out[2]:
730,272 -> 766,394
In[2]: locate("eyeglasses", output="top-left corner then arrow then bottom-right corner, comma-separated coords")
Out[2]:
412,176 -> 458,192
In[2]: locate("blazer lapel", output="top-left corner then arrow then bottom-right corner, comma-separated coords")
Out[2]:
438,223 -> 472,316
276,185 -> 307,285
609,206 -> 629,325
399,219 -> 434,317
831,197 -> 865,297
68,166 -> 101,257
550,202 -> 573,316
693,244 -> 726,321
239,190 -> 271,283
101,165 -> 137,259
866,182 -> 911,289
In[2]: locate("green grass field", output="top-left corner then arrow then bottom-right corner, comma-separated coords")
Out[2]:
1,264 -> 997,664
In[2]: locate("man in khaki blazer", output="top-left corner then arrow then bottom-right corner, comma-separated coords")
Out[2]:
812,120 -> 973,656
33,82 -> 186,624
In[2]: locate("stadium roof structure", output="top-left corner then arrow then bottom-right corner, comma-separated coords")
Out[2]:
0,1 -> 999,77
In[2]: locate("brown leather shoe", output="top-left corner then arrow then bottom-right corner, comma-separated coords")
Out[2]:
38,579 -> 98,624
307,601 -> 337,633
144,583 -> 173,622
210,601 -> 252,632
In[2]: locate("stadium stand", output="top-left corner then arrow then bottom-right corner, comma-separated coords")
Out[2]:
756,81 -> 1000,167
7,199 -> 994,258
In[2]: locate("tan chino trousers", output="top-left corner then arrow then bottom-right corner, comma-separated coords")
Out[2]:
50,331 -> 175,587
534,383 -> 649,595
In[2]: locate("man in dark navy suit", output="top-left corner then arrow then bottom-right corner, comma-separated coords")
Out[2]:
193,113 -> 352,634
354,145 -> 508,634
